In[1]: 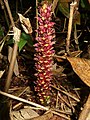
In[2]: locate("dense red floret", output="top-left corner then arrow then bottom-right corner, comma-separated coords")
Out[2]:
34,1 -> 55,104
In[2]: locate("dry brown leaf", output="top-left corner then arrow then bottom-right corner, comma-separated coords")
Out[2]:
67,57 -> 90,87
13,27 -> 21,42
88,0 -> 90,4
54,55 -> 66,62
73,11 -> 80,25
50,115 -> 66,120
8,46 -> 19,76
52,63 -> 64,76
10,108 -> 39,120
31,112 -> 53,120
86,111 -> 90,120
18,13 -> 33,34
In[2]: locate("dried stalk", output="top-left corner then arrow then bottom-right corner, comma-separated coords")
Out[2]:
0,90 -> 49,111
4,0 -> 21,92
4,0 -> 15,27
59,93 -> 71,108
4,41 -> 20,92
51,85 -> 80,102
0,0 -> 9,27
36,0 -> 38,37
66,1 -> 77,54
51,111 -> 70,120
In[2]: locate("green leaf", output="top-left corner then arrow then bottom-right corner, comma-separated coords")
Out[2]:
58,1 -> 70,18
18,32 -> 33,52
81,0 -> 85,8
7,32 -> 33,52
21,32 -> 33,45
21,32 -> 30,40
18,38 -> 27,52
81,0 -> 90,10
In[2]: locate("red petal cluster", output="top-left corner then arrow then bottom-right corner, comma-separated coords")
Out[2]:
34,2 -> 55,104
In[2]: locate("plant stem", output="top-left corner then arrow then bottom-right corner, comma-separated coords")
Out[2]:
36,0 -> 38,37
4,0 -> 15,27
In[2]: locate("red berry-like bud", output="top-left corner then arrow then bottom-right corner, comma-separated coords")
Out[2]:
34,1 -> 55,104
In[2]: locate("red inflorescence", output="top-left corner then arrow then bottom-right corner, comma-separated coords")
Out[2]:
34,2 -> 55,104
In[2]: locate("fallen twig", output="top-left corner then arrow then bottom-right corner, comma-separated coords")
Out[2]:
51,85 -> 80,102
0,90 -> 49,111
51,111 -> 70,120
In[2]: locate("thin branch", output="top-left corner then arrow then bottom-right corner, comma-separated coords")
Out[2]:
36,0 -> 38,37
0,90 -> 49,111
23,6 -> 32,16
51,85 -> 80,102
51,111 -> 70,120
4,0 -> 15,27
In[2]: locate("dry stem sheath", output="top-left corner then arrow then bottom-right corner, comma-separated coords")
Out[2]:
66,1 -> 77,54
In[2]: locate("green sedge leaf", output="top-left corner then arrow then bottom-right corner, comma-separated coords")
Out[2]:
58,2 -> 69,18
21,32 -> 33,45
81,0 -> 90,10
18,38 -> 27,52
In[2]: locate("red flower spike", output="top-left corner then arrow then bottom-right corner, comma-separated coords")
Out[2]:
34,1 -> 55,104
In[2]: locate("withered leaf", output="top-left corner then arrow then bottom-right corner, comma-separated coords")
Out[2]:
10,108 -> 39,120
13,27 -> 21,42
67,57 -> 90,87
52,63 -> 64,76
31,111 -> 53,120
73,11 -> 80,25
18,13 -> 33,34
8,46 -> 19,76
